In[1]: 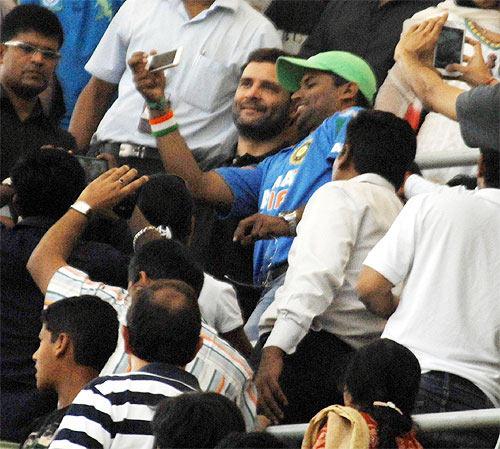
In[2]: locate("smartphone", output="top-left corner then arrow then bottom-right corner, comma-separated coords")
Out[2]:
434,25 -> 465,77
145,47 -> 182,72
75,155 -> 108,184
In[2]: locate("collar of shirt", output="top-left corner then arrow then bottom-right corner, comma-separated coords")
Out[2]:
0,84 -> 49,124
139,362 -> 200,390
350,173 -> 395,191
174,0 -> 238,21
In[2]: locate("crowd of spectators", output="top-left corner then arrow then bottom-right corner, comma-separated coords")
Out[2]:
1,1 -> 499,449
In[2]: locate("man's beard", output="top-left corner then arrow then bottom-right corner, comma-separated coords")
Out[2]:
10,81 -> 48,100
233,101 -> 290,142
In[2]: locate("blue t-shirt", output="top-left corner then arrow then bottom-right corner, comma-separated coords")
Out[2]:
20,0 -> 125,128
217,107 -> 361,283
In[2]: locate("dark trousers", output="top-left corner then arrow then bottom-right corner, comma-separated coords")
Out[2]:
255,330 -> 355,424
415,371 -> 499,449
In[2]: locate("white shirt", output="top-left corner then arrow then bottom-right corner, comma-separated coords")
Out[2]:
261,174 -> 402,354
86,0 -> 282,169
363,187 -> 500,407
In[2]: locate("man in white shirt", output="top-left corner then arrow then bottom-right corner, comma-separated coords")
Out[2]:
70,0 -> 282,172
254,110 -> 417,424
357,149 -> 500,449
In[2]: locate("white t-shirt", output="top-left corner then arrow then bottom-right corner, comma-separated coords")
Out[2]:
261,174 -> 401,354
200,273 -> 244,334
364,187 -> 500,406
86,0 -> 282,169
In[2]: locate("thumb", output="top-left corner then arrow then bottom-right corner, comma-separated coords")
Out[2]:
445,63 -> 465,74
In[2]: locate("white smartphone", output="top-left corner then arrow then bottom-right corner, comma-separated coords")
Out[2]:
434,25 -> 465,77
145,47 -> 183,72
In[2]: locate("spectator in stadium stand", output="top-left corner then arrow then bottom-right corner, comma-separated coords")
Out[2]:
48,280 -> 202,449
18,0 -> 126,129
375,0 -> 500,182
0,149 -> 128,443
255,110 -> 417,424
19,296 -> 118,449
300,0 -> 440,88
357,148 -> 500,448
135,173 -> 252,358
302,339 -> 423,449
26,166 -> 258,430
0,5 -> 75,183
129,48 -> 378,342
151,392 -> 246,449
390,13 -> 499,153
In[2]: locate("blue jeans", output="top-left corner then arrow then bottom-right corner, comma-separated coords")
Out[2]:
244,272 -> 286,343
414,371 -> 499,449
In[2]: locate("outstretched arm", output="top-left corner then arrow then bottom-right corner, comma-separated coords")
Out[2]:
27,166 -> 148,293
128,52 -> 234,209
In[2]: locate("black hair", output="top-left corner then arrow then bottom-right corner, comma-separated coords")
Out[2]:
152,392 -> 246,449
1,5 -> 64,48
480,149 -> 499,188
342,110 -> 417,189
332,73 -> 371,109
41,295 -> 118,372
128,239 -> 204,297
343,339 -> 421,449
126,279 -> 201,366
215,431 -> 289,449
10,148 -> 86,219
136,174 -> 193,244
446,174 -> 477,190
241,47 -> 293,73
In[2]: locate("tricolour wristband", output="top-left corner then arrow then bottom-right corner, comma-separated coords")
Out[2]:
149,110 -> 178,137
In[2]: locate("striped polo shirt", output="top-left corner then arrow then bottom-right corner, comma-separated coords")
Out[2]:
49,363 -> 199,449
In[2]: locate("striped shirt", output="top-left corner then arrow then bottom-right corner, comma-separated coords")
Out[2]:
46,266 -> 257,429
49,363 -> 199,449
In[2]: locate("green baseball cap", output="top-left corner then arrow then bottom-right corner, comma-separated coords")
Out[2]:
276,51 -> 377,105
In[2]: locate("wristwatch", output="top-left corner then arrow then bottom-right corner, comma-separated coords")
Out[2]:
70,200 -> 92,217
278,210 -> 298,236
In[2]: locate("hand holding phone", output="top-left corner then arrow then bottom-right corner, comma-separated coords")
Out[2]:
75,155 -> 108,184
434,25 -> 465,77
145,47 -> 182,72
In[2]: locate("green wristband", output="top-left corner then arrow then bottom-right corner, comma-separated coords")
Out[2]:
146,98 -> 169,111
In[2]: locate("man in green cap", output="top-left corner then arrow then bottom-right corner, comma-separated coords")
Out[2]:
129,49 -> 377,343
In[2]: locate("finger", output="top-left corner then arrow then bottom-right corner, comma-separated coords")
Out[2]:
117,168 -> 139,185
462,55 -> 471,63
120,175 -> 149,195
263,385 -> 285,422
233,216 -> 256,241
128,51 -> 148,71
258,397 -> 279,424
446,63 -> 465,73
107,165 -> 130,182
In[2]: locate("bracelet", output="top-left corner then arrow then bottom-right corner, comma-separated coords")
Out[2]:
149,110 -> 178,138
132,225 -> 173,251
132,226 -> 157,251
146,97 -> 169,111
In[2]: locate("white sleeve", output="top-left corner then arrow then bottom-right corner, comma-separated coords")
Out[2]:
84,0 -> 135,83
199,274 -> 244,334
404,174 -> 468,200
264,184 -> 359,354
363,196 -> 421,286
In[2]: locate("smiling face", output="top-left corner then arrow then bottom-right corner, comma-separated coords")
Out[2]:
290,70 -> 345,135
232,61 -> 292,141
0,30 -> 60,100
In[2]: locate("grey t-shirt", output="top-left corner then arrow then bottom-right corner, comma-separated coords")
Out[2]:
456,83 -> 499,152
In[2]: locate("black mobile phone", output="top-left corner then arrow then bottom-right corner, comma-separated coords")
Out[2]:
434,26 -> 465,76
75,155 -> 108,184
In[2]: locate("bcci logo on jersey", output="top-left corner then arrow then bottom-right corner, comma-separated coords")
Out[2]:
289,139 -> 312,165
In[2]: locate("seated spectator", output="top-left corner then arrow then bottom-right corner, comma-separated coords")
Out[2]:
0,5 -> 75,182
135,173 -> 251,358
255,110 -> 416,424
375,0 -> 499,180
301,339 -> 422,449
300,0 -> 440,87
49,280 -> 202,449
215,431 -> 289,449
357,149 -> 500,448
27,166 -> 258,430
20,295 -> 118,449
0,149 -> 128,443
152,392 -> 246,449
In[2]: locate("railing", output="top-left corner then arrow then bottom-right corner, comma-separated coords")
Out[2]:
415,149 -> 480,169
267,408 -> 500,446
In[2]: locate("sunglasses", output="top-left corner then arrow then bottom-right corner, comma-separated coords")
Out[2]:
3,40 -> 60,61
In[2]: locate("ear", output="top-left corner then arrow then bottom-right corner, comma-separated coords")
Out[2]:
336,144 -> 353,171
54,333 -> 71,358
122,325 -> 133,355
338,82 -> 359,103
